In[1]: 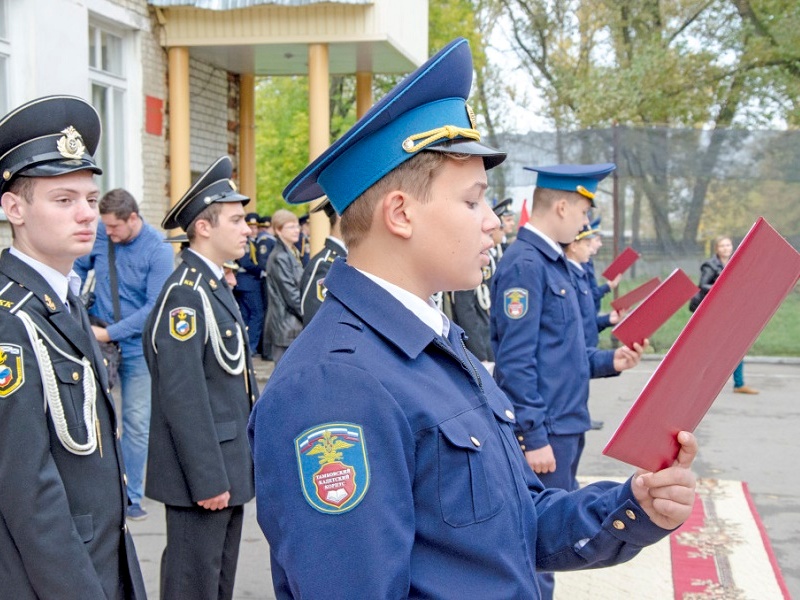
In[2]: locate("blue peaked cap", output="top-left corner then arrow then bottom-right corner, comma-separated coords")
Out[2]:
523,163 -> 616,207
283,38 -> 506,215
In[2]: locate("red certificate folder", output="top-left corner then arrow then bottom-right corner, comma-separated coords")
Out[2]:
611,269 -> 697,349
610,277 -> 661,312
604,218 -> 800,472
602,246 -> 640,280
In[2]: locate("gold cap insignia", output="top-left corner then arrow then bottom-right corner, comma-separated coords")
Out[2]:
44,294 -> 57,311
56,126 -> 86,160
466,104 -> 477,130
229,179 -> 238,192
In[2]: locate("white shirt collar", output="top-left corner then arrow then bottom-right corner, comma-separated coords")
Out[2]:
187,248 -> 224,280
9,246 -> 80,304
567,258 -> 584,270
524,223 -> 564,256
357,269 -> 448,337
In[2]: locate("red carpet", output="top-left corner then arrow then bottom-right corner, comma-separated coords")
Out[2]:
555,478 -> 790,599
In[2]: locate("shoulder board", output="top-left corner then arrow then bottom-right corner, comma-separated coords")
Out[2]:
178,266 -> 203,290
0,281 -> 34,314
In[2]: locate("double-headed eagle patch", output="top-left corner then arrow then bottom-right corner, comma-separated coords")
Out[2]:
295,423 -> 369,514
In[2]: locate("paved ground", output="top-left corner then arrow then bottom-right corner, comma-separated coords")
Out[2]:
129,356 -> 800,599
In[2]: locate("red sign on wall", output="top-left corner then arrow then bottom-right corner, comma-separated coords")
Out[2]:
145,96 -> 163,136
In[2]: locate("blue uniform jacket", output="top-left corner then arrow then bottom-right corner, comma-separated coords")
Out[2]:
234,239 -> 263,293
570,261 -> 601,348
585,258 -> 613,331
249,259 -> 670,599
490,228 -> 616,451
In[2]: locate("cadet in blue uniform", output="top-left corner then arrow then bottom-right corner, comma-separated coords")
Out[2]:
584,216 -> 621,332
299,199 -> 347,326
490,163 -> 645,599
248,38 -> 698,599
234,211 -> 265,355
144,157 -> 258,600
0,95 -> 145,599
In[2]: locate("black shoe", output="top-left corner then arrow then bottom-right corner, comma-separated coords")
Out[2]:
590,420 -> 604,430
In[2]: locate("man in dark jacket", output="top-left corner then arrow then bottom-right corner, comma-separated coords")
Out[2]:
144,156 -> 258,600
0,95 -> 146,599
299,200 -> 347,326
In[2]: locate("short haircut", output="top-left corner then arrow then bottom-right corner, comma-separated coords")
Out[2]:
186,202 -> 224,241
4,177 -> 36,239
272,209 -> 299,232
99,188 -> 139,220
7,176 -> 35,202
340,151 -> 469,249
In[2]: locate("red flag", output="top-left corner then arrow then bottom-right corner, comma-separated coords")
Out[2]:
518,199 -> 530,228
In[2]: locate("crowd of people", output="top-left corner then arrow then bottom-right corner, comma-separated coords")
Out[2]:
0,38 -> 703,600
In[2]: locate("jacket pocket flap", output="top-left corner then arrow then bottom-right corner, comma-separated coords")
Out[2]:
439,411 -> 489,452
215,420 -> 238,442
53,360 -> 83,384
73,514 -> 94,542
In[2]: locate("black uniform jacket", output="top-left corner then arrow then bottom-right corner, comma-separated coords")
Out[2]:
299,237 -> 346,327
0,249 -> 145,600
143,250 -> 257,507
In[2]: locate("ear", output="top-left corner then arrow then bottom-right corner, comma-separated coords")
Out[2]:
553,196 -> 567,219
1,192 -> 25,226
381,190 -> 414,240
193,218 -> 213,240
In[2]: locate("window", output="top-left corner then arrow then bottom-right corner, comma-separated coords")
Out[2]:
0,0 -> 9,115
88,22 -> 127,191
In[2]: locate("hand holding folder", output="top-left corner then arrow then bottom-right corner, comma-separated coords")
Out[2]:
604,218 -> 800,472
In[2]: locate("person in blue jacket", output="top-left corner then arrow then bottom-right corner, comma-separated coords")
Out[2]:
248,37 -> 698,600
584,215 -> 621,332
490,163 -> 646,599
234,212 -> 266,356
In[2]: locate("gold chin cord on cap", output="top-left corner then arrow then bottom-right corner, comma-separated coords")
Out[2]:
576,185 -> 595,200
401,125 -> 481,154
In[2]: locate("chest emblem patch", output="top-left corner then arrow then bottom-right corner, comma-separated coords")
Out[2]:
296,423 -> 369,514
0,344 -> 24,397
503,288 -> 529,319
169,307 -> 197,341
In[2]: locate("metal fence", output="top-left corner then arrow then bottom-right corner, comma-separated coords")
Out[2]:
490,126 -> 800,279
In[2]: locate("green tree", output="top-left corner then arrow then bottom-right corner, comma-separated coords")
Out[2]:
489,0 -> 800,248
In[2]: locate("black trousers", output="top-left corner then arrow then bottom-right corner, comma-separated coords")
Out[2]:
160,504 -> 244,600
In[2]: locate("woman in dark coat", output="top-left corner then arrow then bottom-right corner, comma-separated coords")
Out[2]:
264,210 -> 304,365
696,236 -> 759,394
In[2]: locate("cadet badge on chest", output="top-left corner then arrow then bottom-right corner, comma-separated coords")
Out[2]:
295,423 -> 370,514
169,307 -> 197,341
0,344 -> 24,397
503,288 -> 529,319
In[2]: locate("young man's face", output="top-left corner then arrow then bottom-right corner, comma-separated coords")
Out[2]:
208,202 -> 251,263
501,213 -> 516,234
412,156 -> 499,294
566,237 -> 593,264
102,212 -> 139,244
556,195 -> 592,245
2,171 -> 99,274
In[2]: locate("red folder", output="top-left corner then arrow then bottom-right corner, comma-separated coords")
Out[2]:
611,269 -> 697,349
610,277 -> 661,312
602,246 -> 640,280
604,218 -> 800,472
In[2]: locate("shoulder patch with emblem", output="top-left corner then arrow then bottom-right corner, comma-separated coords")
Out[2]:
315,278 -> 327,303
295,423 -> 369,514
0,344 -> 24,397
503,288 -> 529,319
169,307 -> 197,341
